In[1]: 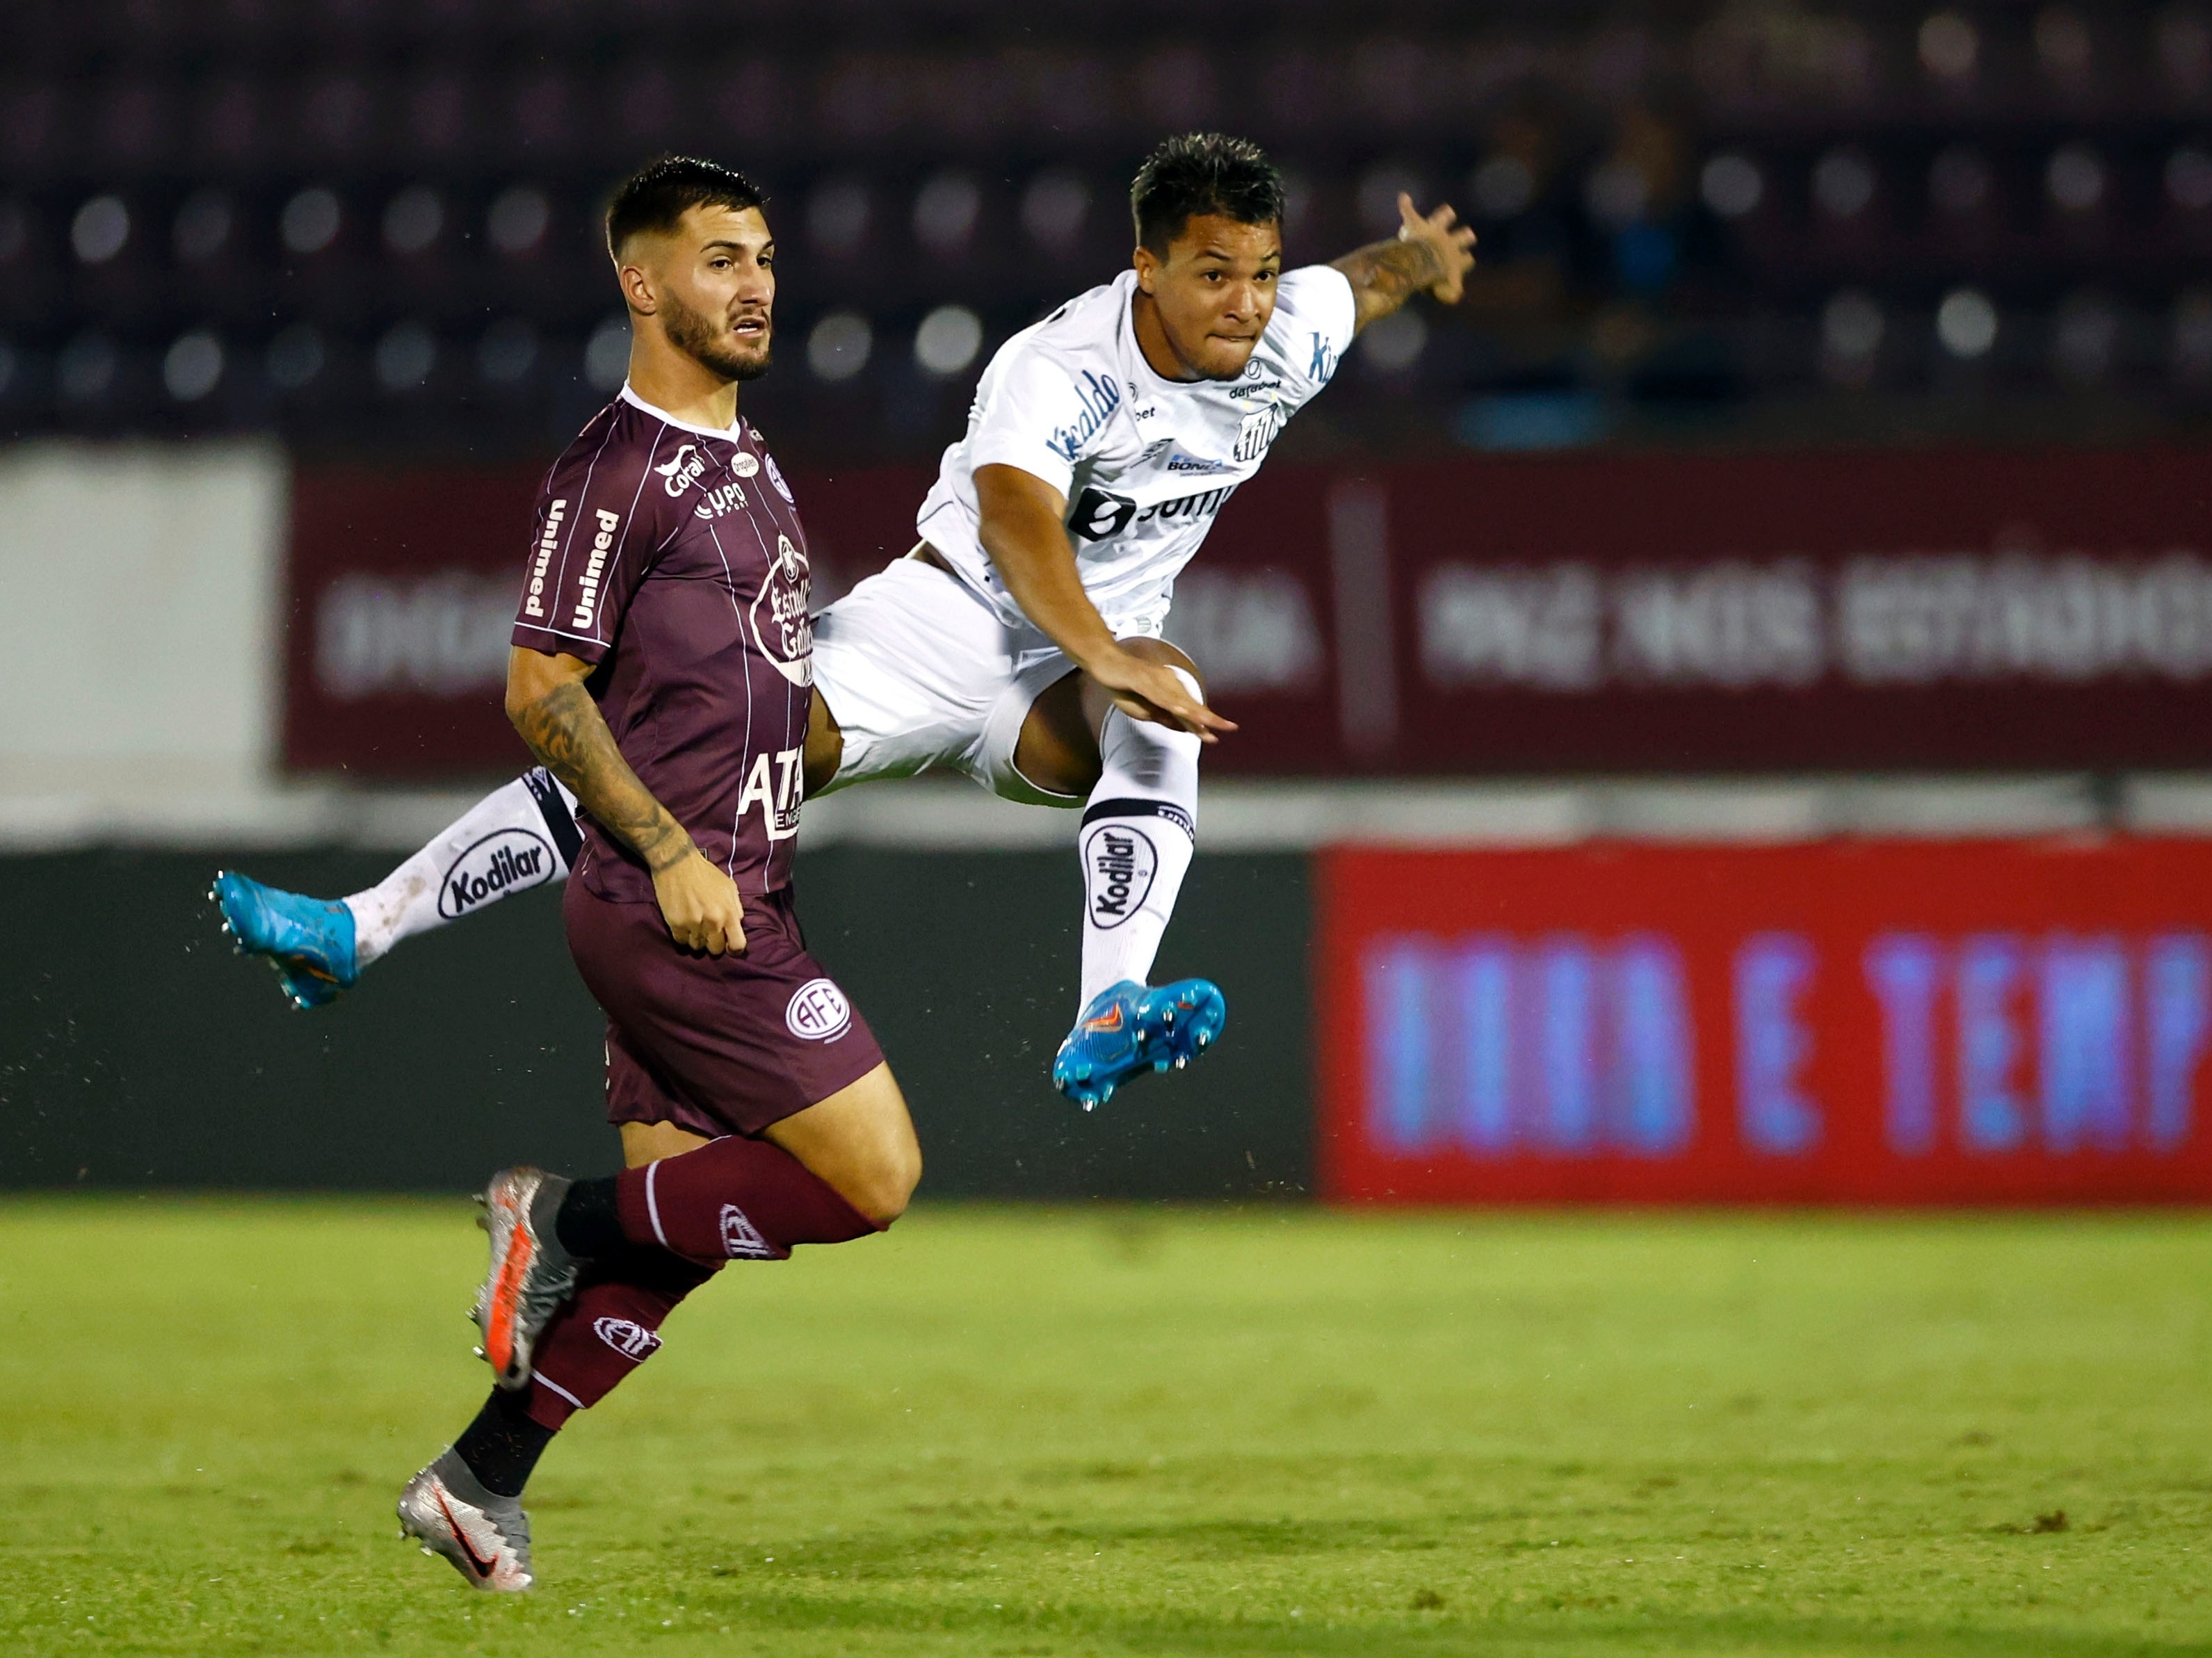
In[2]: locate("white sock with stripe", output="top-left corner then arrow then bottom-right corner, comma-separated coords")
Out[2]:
1076,674 -> 1202,1014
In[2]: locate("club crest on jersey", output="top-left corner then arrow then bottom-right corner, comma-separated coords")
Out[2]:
749,532 -> 813,684
1234,406 -> 1286,463
654,444 -> 707,496
786,978 -> 853,1042
765,452 -> 793,502
437,828 -> 557,919
592,1317 -> 661,1360
1083,822 -> 1158,929
1046,371 -> 1122,464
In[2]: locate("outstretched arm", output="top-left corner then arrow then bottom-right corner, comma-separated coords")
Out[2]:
505,646 -> 746,955
1330,193 -> 1478,334
973,464 -> 1235,742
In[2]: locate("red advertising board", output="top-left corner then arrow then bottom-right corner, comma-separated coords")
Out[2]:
1316,840 -> 2212,1205
283,446 -> 2212,778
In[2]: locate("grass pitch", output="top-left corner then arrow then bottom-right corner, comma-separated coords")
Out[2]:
3,1201 -> 2211,1656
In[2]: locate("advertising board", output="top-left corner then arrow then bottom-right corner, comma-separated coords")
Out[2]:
1316,840 -> 2212,1204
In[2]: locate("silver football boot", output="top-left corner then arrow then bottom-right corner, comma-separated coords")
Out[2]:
397,1448 -> 535,1592
469,1167 -> 579,1390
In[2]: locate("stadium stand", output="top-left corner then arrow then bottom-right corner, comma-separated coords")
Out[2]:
1,0 -> 2209,459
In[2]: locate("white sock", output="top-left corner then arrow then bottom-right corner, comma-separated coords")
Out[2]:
342,768 -> 579,964
1076,672 -> 1202,1013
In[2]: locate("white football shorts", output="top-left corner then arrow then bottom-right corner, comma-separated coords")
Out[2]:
812,554 -> 1114,806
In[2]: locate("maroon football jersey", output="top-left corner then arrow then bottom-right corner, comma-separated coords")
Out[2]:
512,387 -> 813,900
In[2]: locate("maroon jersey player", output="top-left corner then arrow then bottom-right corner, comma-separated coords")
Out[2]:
394,158 -> 921,1594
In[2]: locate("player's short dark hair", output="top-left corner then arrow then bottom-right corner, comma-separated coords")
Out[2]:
1130,132 -> 1285,254
605,156 -> 766,256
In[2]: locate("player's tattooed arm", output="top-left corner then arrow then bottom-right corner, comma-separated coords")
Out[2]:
506,647 -> 746,954
1331,193 -> 1478,333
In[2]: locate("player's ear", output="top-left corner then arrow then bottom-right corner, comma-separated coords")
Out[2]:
617,257 -> 658,316
1132,243 -> 1161,295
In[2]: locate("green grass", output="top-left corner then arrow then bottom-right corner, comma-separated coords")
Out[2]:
4,1201 -> 2212,1656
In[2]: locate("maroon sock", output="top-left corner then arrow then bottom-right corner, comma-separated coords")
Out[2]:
522,1252 -> 718,1431
616,1135 -> 881,1267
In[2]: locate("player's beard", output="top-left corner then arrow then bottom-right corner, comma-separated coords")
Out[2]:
663,290 -> 772,383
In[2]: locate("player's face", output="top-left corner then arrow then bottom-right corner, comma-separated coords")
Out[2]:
647,204 -> 776,383
1133,214 -> 1282,382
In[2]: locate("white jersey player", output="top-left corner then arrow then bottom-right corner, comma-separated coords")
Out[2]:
212,132 -> 1476,1110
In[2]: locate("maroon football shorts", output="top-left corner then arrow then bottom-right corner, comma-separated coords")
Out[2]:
563,876 -> 885,1139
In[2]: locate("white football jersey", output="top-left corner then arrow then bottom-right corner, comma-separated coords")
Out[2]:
916,264 -> 1358,638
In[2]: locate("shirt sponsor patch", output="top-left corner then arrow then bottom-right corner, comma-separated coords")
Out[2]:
523,498 -> 566,618
732,451 -> 761,478
438,828 -> 558,919
786,977 -> 853,1041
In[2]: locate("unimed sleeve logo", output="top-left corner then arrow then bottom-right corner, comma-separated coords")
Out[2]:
786,977 -> 853,1041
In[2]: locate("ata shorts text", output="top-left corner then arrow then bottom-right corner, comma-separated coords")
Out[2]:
563,875 -> 885,1140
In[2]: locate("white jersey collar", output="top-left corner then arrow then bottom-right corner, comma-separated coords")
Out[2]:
620,382 -> 746,442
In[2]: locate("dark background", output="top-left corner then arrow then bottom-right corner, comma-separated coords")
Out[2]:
0,847 -> 1311,1196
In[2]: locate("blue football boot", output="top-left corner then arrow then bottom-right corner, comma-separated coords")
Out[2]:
210,870 -> 360,1011
1051,978 -> 1228,1112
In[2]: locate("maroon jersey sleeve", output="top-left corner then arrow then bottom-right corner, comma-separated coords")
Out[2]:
512,407 -> 677,663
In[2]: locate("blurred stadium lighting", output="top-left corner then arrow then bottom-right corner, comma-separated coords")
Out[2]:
172,190 -> 233,263
2035,6 -> 2097,85
1357,164 -> 1428,236
2168,147 -> 2212,213
1812,147 -> 1878,220
1821,291 -> 1886,386
914,306 -> 984,378
266,325 -> 326,392
2161,6 -> 2212,94
1937,288 -> 2000,359
1919,10 -> 1981,83
1584,159 -> 1649,229
1929,145 -> 1993,216
2051,294 -> 2122,386
2047,144 -> 2108,214
373,322 -> 437,393
1360,309 -> 1428,375
486,187 -> 551,257
808,311 -> 873,383
584,316 -> 629,393
57,331 -> 117,404
2173,290 -> 2212,384
381,188 -> 445,257
914,170 -> 983,259
1019,172 -> 1090,253
280,188 -> 341,257
70,195 -> 129,264
1699,152 -> 1763,219
1473,155 -> 1537,218
476,319 -> 539,388
807,178 -> 871,259
163,331 -> 224,403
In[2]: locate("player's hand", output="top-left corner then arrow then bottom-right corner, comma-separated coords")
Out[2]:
652,847 -> 748,956
1084,647 -> 1238,743
1396,193 -> 1477,305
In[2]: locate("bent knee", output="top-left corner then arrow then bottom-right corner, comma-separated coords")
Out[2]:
850,1139 -> 921,1228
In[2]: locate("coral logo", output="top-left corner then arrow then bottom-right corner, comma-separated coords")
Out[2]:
786,978 -> 853,1041
592,1317 -> 661,1360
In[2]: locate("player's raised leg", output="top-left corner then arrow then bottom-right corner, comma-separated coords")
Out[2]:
1010,639 -> 1227,1110
211,767 -> 578,1009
